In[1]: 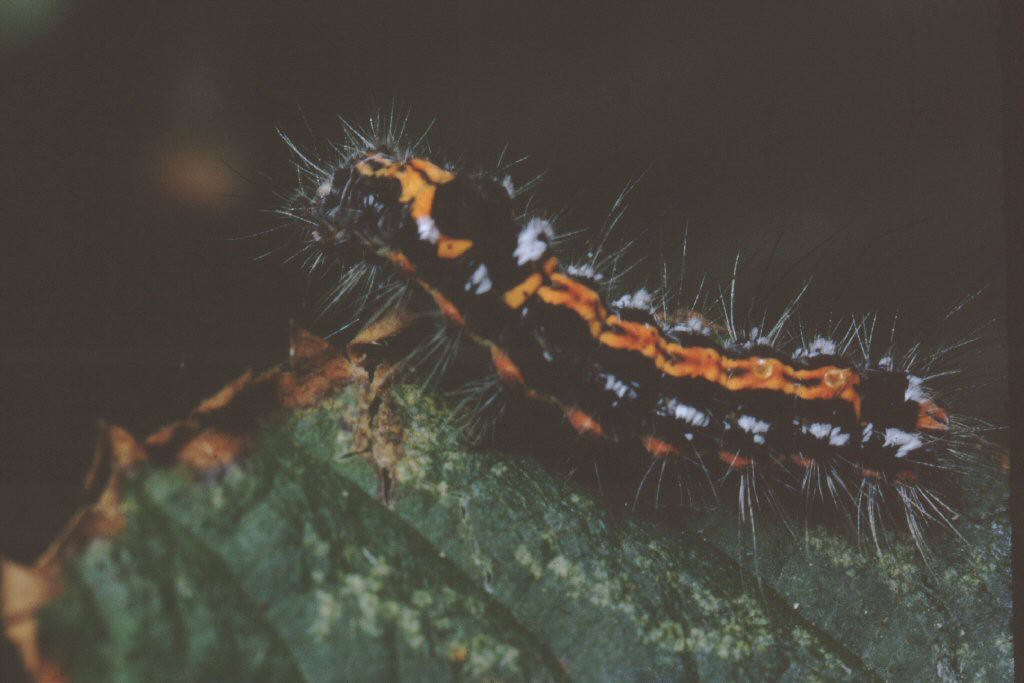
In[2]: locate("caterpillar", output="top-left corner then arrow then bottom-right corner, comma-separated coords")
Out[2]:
283,121 -> 966,551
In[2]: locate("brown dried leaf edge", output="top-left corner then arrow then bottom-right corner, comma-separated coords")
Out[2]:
1,323 -> 365,682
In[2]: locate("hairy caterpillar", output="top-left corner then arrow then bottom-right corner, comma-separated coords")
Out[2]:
282,120 -> 973,553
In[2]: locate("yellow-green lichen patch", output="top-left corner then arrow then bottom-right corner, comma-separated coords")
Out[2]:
336,389 -> 881,680
308,588 -> 342,641
802,528 -> 921,596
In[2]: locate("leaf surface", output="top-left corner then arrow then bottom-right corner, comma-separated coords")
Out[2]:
7,331 -> 1009,682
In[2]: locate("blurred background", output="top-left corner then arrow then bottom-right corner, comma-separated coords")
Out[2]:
0,0 -> 1007,626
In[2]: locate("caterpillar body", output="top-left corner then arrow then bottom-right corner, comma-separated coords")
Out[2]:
288,128 -> 962,547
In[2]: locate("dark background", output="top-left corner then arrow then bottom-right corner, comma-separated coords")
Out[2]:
0,0 -> 1011,672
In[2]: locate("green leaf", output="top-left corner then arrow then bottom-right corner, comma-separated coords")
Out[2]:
38,385 -> 1011,682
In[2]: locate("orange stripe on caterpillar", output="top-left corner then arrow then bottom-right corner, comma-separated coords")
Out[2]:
504,273 -> 544,309
566,408 -> 606,438
355,156 -> 469,261
490,347 -> 526,386
515,259 -> 869,415
916,399 -> 950,433
354,155 -> 443,220
790,454 -> 816,469
537,273 -> 608,336
389,251 -> 417,274
537,268 -> 866,417
408,157 -> 456,184
410,186 -> 436,221
718,451 -> 754,470
657,344 -> 723,382
437,237 -> 473,259
503,258 -> 559,309
599,316 -> 663,360
643,435 -> 681,458
355,154 -> 455,188
892,468 -> 920,485
860,467 -> 920,484
428,289 -> 465,326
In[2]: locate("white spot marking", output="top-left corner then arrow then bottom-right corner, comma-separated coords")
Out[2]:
737,415 -> 771,444
883,428 -> 923,458
465,264 -> 493,294
737,326 -> 771,347
905,375 -> 928,403
514,217 -> 553,265
804,422 -> 851,447
794,336 -> 837,358
737,415 -> 771,434
565,263 -> 604,282
861,422 -> 874,443
602,373 -> 634,399
671,315 -> 712,335
416,215 -> 440,244
659,398 -> 710,428
501,175 -> 516,197
612,288 -> 653,312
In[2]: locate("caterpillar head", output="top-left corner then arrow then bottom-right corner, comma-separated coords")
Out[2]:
307,151 -> 525,263
303,150 -> 411,256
